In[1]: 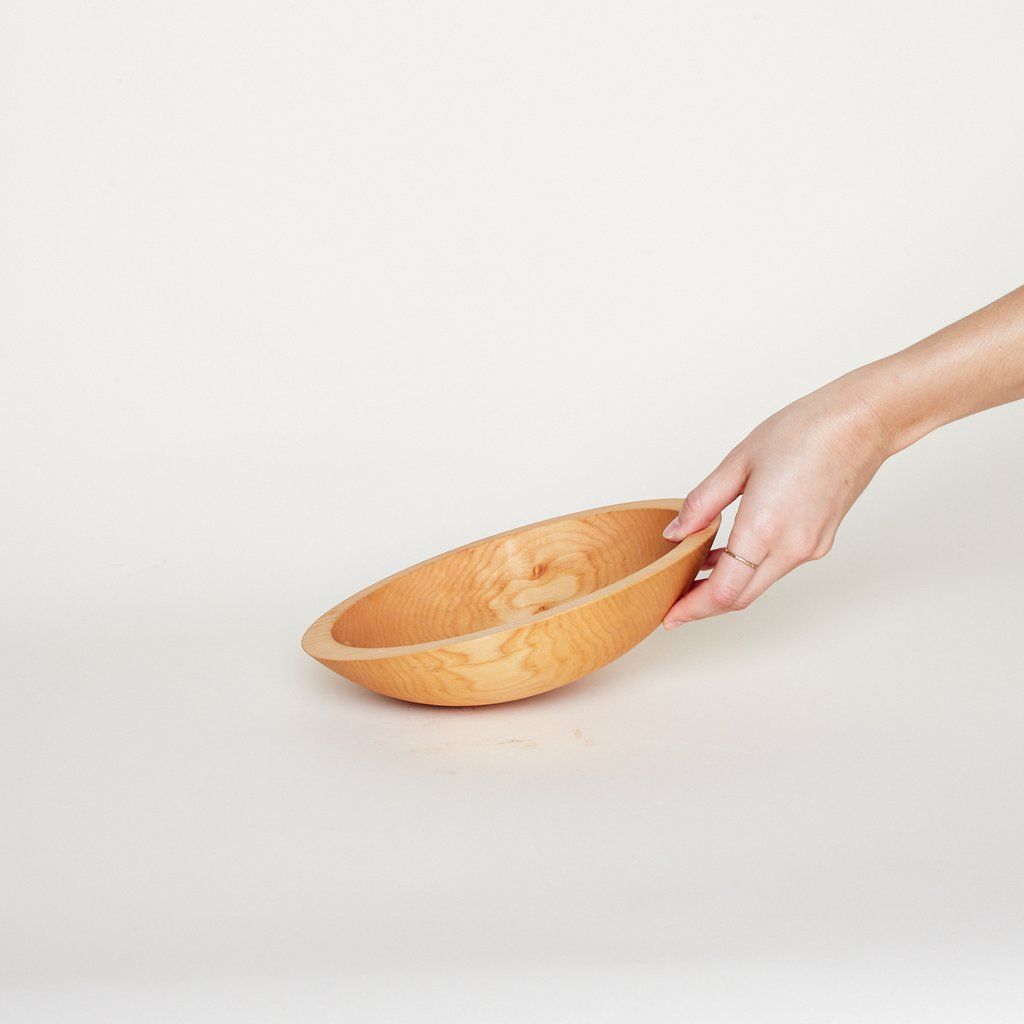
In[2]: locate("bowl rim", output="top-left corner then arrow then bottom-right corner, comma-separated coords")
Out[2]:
300,498 -> 719,663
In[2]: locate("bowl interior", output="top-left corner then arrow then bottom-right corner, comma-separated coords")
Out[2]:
331,506 -> 678,649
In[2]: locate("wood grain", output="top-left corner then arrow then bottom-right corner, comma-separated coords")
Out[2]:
301,499 -> 718,706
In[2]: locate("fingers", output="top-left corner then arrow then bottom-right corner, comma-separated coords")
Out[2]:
663,456 -> 748,541
663,525 -> 823,628
663,530 -> 768,627
734,554 -> 793,608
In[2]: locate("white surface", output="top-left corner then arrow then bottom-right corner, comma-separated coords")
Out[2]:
3,2 -> 1024,1020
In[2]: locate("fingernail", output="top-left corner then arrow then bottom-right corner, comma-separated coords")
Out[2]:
662,518 -> 681,540
664,619 -> 683,630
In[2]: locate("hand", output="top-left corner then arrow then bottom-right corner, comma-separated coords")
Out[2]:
662,374 -> 892,627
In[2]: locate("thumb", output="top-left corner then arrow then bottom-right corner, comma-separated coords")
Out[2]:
664,457 -> 747,541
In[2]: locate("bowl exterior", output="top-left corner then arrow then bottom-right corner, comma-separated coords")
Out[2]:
309,530 -> 714,706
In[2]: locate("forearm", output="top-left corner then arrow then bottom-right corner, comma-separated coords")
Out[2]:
846,285 -> 1024,456
663,283 -> 1024,626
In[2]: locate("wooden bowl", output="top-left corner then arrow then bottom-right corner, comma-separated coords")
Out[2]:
301,499 -> 718,706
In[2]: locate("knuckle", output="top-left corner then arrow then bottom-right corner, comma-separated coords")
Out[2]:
710,582 -> 743,610
787,525 -> 820,560
811,536 -> 834,561
683,488 -> 703,516
748,514 -> 780,546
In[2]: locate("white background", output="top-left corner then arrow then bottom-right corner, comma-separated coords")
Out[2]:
3,1 -> 1024,1020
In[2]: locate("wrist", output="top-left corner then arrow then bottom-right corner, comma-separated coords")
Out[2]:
817,365 -> 901,463
840,358 -> 937,459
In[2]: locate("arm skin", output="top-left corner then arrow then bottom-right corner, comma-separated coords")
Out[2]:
662,284 -> 1024,627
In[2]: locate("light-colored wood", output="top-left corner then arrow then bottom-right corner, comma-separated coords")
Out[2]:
301,500 -> 718,706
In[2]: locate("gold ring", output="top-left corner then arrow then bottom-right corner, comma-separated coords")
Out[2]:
723,548 -> 760,570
